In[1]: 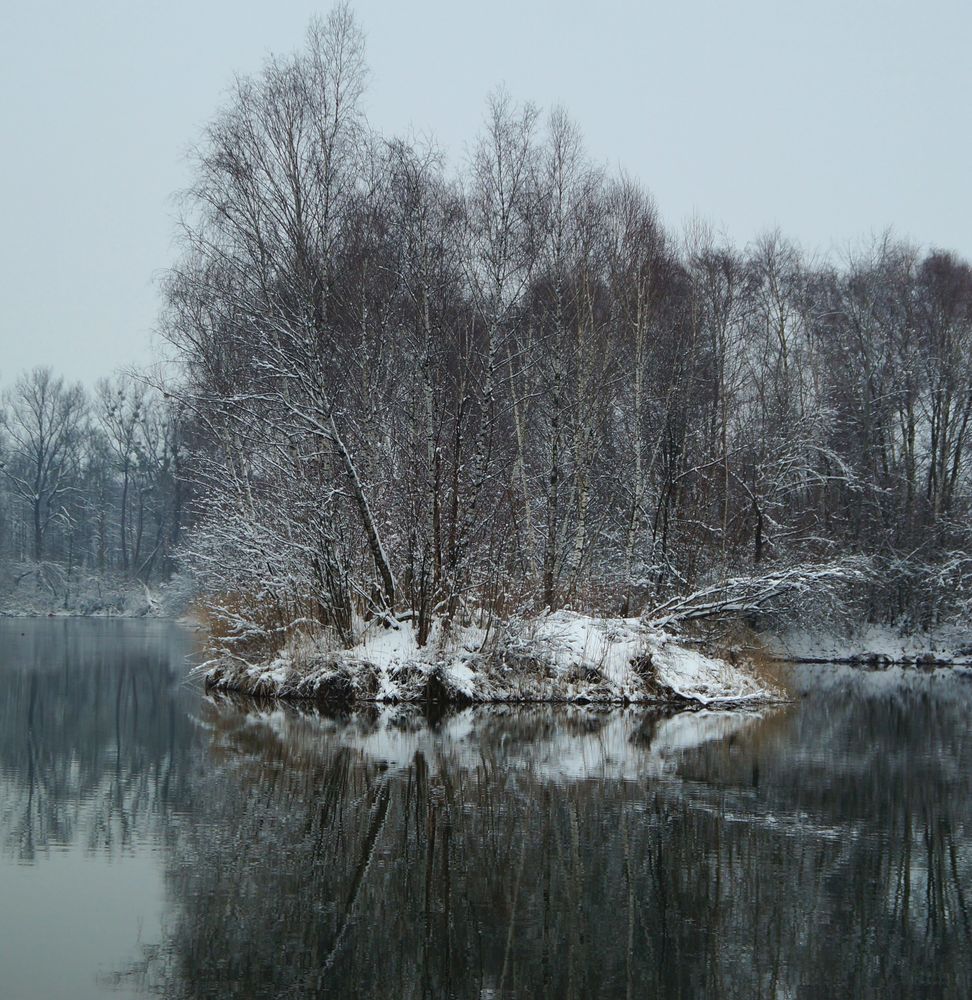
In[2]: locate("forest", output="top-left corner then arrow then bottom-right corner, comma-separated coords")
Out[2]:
0,368 -> 186,608
5,7 -> 972,654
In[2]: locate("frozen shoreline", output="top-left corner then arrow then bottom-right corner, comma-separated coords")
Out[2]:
0,561 -> 194,619
766,624 -> 972,667
202,610 -> 783,707
203,613 -> 972,707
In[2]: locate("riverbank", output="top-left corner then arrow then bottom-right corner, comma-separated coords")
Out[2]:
767,624 -> 972,667
202,610 -> 782,707
0,561 -> 193,618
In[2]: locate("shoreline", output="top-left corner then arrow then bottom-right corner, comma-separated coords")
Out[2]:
201,612 -> 972,707
766,624 -> 972,670
6,611 -> 971,698
201,667 -> 780,709
0,609 -> 170,619
773,654 -> 972,668
200,610 -> 785,708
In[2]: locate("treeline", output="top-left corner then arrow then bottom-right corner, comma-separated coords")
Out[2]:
163,7 -> 971,645
0,368 -> 186,579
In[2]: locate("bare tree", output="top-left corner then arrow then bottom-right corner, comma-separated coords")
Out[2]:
1,368 -> 86,561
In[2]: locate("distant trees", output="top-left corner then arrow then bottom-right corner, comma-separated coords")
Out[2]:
0,368 -> 85,560
0,368 -> 186,579
152,7 -> 972,647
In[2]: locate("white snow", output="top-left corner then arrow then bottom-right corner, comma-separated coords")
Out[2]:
204,609 -> 782,706
769,623 -> 972,665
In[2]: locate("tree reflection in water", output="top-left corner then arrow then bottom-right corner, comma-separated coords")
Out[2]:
0,619 -> 198,862
2,621 -> 970,998
135,676 -> 972,999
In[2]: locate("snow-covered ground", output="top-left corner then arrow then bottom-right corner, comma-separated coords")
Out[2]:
768,623 -> 972,665
203,610 -> 781,707
0,560 -> 193,618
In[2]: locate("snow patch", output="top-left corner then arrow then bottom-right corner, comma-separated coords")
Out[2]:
769,623 -> 972,666
204,610 -> 782,706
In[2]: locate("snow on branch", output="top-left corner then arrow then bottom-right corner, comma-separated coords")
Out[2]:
643,561 -> 868,631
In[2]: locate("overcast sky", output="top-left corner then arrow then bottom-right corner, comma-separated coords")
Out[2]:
2,0 -> 970,385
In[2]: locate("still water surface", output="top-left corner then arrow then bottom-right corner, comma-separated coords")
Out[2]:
1,618 -> 970,999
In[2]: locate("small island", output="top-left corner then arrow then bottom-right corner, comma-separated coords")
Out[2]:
4,4 -> 972,998
5,10 -> 971,713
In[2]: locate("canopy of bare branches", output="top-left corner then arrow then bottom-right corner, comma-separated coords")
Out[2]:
7,8 -> 970,647
156,9 -> 972,651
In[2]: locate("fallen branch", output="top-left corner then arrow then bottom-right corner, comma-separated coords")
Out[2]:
643,561 -> 868,631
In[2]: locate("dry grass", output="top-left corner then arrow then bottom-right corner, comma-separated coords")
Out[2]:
712,622 -> 794,696
193,591 -> 327,661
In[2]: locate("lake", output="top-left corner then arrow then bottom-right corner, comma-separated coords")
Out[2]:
1,618 -> 970,999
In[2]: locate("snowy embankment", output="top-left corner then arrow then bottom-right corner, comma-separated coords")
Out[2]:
0,562 -> 196,619
202,610 -> 781,707
768,624 -> 972,667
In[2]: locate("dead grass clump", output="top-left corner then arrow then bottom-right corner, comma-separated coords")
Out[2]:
630,653 -> 674,700
197,591 -> 331,662
497,651 -> 554,680
713,623 -> 793,696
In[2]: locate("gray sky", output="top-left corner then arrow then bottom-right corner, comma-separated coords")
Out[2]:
2,0 -> 970,385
